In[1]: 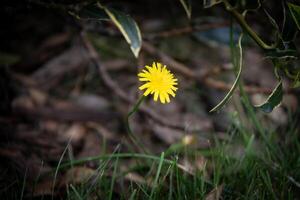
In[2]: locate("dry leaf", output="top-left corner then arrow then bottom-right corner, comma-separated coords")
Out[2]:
29,88 -> 48,105
32,179 -> 54,197
205,184 -> 223,200
62,166 -> 95,186
152,123 -> 184,144
62,124 -> 87,143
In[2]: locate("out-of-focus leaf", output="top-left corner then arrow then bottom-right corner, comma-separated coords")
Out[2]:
178,0 -> 192,19
293,73 -> 300,88
265,48 -> 298,60
103,6 -> 142,58
265,9 -> 279,29
0,52 -> 20,65
263,8 -> 298,61
282,3 -> 298,41
262,4 -> 299,62
210,34 -> 243,112
255,81 -> 283,113
32,179 -> 53,197
293,80 -> 300,88
241,0 -> 261,11
203,0 -> 222,8
72,4 -> 142,58
74,4 -> 109,20
63,167 -> 95,185
288,3 -> 300,30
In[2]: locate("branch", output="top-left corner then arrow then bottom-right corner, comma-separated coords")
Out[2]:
146,22 -> 229,39
142,41 -> 291,94
222,0 -> 275,50
80,33 -> 207,131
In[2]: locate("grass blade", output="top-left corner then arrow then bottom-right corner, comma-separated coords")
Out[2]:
210,34 -> 244,112
108,151 -> 120,200
150,152 -> 165,198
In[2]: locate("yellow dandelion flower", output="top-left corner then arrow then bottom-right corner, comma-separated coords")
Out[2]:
138,62 -> 178,104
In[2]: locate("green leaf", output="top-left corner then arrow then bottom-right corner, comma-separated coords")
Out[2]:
102,6 -> 142,58
203,0 -> 222,8
178,0 -> 192,19
288,3 -> 300,30
265,48 -> 298,60
293,80 -> 300,88
282,3 -> 298,41
74,4 -> 109,20
209,34 -> 243,112
263,7 -> 299,61
255,81 -> 283,113
263,9 -> 279,31
292,72 -> 300,88
73,4 -> 142,58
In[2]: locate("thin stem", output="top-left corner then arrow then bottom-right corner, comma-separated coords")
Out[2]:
127,95 -> 146,120
126,95 -> 148,153
223,0 -> 276,50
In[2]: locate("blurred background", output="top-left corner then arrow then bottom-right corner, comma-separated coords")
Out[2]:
0,0 -> 299,199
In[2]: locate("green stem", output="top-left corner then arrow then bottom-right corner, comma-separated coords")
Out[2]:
223,0 -> 276,50
126,95 -> 146,134
126,95 -> 148,153
127,95 -> 146,121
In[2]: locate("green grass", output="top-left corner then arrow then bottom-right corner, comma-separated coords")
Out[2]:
2,101 -> 299,199
56,107 -> 300,200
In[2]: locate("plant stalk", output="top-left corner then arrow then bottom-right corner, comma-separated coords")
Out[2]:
223,0 -> 276,50
126,95 -> 148,153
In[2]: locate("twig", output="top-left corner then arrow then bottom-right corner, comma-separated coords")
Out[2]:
80,32 -> 199,131
222,0 -> 275,50
203,78 -> 275,94
142,41 -> 196,78
13,103 -> 117,122
146,22 -> 229,39
142,41 -> 291,94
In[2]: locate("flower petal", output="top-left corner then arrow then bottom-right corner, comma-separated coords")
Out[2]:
144,88 -> 152,96
152,62 -> 157,69
139,83 -> 150,90
139,77 -> 149,81
138,72 -> 149,77
159,93 -> 165,104
154,91 -> 159,101
167,90 -> 176,97
165,94 -> 170,103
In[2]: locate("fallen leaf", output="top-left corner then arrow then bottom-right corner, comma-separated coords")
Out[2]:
62,124 -> 87,143
32,179 -> 54,197
205,184 -> 223,200
62,167 -> 95,186
152,123 -> 184,144
29,88 -> 48,105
